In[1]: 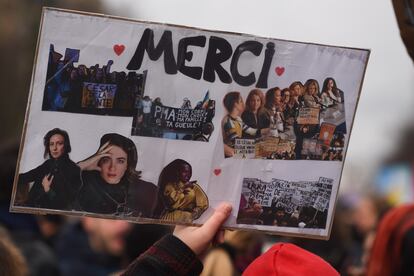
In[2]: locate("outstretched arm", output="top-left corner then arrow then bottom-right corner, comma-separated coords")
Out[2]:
122,203 -> 232,276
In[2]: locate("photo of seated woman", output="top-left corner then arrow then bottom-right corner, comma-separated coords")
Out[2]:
153,159 -> 208,223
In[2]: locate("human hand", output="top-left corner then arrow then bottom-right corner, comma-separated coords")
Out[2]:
77,141 -> 112,171
42,173 -> 54,193
173,202 -> 232,255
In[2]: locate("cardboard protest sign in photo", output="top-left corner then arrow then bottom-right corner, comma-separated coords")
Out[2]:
11,7 -> 369,239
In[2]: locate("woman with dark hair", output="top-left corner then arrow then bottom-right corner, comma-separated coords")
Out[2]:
263,87 -> 285,136
241,89 -> 269,138
17,128 -> 81,210
153,159 -> 208,223
264,87 -> 284,112
76,133 -> 157,217
320,77 -> 343,107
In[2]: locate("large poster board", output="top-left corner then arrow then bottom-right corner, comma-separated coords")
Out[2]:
10,8 -> 369,239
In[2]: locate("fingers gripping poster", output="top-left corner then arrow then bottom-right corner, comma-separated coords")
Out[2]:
11,8 -> 369,239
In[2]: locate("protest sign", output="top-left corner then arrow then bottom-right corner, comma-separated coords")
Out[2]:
81,82 -> 117,109
234,139 -> 256,159
237,177 -> 334,228
296,107 -> 320,125
319,123 -> 336,146
11,8 -> 369,239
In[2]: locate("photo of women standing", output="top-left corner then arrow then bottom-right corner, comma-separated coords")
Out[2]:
153,159 -> 208,223
17,128 -> 81,210
76,133 -> 158,217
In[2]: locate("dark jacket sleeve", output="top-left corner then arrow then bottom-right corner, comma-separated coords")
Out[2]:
18,162 -> 47,185
122,235 -> 203,276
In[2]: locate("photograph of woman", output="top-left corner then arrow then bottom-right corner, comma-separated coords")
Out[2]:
320,77 -> 343,108
264,87 -> 284,116
289,81 -> 304,107
76,133 -> 158,217
241,89 -> 269,139
153,159 -> 208,223
303,79 -> 321,108
17,128 -> 81,210
282,88 -> 297,125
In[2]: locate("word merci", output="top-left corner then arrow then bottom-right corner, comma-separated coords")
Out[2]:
127,28 -> 276,88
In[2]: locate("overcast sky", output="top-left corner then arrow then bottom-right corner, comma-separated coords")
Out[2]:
102,0 -> 414,191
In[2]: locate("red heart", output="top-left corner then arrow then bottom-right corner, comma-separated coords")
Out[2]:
275,66 -> 285,76
113,44 -> 125,56
213,168 -> 221,176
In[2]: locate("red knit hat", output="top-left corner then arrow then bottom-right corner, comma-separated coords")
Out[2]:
243,243 -> 339,276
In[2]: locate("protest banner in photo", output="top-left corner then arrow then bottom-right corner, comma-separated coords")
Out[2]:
319,123 -> 336,146
81,82 -> 117,109
237,177 -> 334,229
10,8 -> 369,239
296,107 -> 320,125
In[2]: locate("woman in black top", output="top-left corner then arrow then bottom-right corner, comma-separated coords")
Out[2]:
17,128 -> 81,210
241,89 -> 269,139
76,133 -> 157,217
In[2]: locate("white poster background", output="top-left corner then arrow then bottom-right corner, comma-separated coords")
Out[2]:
12,8 -> 369,239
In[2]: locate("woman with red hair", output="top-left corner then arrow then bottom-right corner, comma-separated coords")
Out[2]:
366,204 -> 414,276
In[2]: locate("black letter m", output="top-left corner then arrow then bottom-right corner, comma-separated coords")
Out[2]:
127,28 -> 177,74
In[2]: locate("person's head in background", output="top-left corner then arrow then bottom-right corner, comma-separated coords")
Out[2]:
350,195 -> 389,241
0,227 -> 27,276
366,204 -> 414,276
243,242 -> 339,276
81,217 -> 132,257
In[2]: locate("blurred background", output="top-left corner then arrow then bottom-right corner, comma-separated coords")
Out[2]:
1,0 -> 413,275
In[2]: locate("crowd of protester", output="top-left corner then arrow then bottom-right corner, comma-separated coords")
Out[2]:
43,45 -> 145,115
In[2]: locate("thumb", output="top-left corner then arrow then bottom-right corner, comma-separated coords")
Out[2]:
199,203 -> 232,239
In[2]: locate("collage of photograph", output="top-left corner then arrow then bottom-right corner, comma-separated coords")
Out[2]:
15,128 -> 209,223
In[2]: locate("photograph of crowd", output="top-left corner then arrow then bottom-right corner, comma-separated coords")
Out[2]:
42,44 -> 146,116
236,177 -> 333,229
222,78 -> 346,161
131,91 -> 216,142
